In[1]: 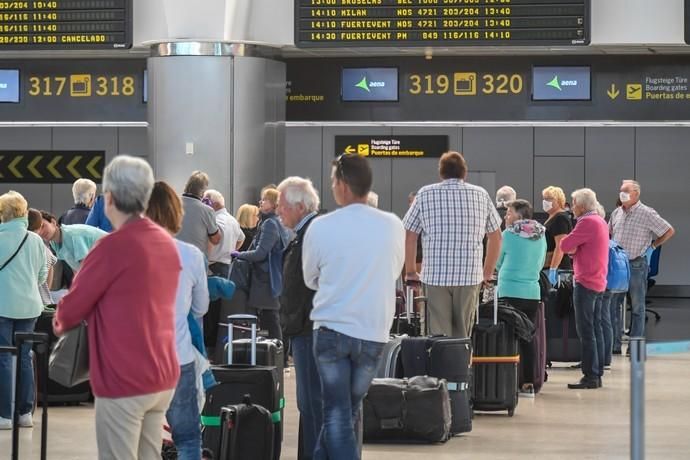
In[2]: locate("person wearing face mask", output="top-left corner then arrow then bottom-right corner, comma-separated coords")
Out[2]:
231,188 -> 290,341
609,180 -> 674,350
559,189 -> 609,390
495,186 -> 517,230
496,199 -> 546,397
541,186 -> 573,286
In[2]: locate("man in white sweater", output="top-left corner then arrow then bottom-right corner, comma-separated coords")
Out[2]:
302,153 -> 405,460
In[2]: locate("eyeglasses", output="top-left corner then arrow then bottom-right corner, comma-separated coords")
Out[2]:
335,153 -> 356,183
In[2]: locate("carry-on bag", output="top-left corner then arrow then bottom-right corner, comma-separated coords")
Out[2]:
218,394 -> 274,460
472,289 -> 520,416
363,376 -> 452,444
391,287 -> 423,337
0,332 -> 50,460
545,271 -> 581,364
35,309 -> 91,404
201,315 -> 281,460
521,301 -> 547,393
400,336 -> 472,434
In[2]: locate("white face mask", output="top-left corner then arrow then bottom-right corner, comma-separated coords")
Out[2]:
619,191 -> 631,203
542,200 -> 553,212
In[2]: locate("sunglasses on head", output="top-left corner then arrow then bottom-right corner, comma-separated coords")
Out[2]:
335,153 -> 357,182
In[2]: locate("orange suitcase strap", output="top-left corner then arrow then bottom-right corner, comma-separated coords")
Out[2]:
471,355 -> 520,364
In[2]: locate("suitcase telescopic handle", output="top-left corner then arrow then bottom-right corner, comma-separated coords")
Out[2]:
405,286 -> 414,318
227,314 -> 258,366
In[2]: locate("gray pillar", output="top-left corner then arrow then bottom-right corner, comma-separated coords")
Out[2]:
147,42 -> 286,213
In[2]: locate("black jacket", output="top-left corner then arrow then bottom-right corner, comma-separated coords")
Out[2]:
477,302 -> 535,343
59,204 -> 91,226
280,214 -> 317,338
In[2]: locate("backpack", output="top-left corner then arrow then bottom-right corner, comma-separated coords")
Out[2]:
607,240 -> 630,293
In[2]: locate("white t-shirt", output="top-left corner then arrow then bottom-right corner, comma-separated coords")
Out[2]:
208,208 -> 245,265
303,204 -> 405,343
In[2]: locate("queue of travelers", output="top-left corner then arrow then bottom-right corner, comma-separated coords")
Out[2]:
0,149 -> 675,459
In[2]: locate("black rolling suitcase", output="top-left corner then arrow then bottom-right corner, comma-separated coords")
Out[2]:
363,376 -> 451,444
202,315 -> 281,460
545,272 -> 581,364
472,291 -> 520,416
34,309 -> 91,404
400,336 -> 472,435
218,395 -> 274,460
0,332 -> 50,460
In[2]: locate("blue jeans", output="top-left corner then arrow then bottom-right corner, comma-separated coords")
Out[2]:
572,284 -> 603,380
628,257 -> 648,338
597,293 -> 612,367
610,292 -> 625,353
293,334 -> 323,460
312,328 -> 384,460
165,362 -> 200,460
0,316 -> 37,419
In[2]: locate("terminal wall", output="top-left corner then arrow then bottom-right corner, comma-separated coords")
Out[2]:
287,125 -> 690,289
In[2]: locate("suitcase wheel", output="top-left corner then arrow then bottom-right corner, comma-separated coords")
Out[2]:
508,407 -> 515,417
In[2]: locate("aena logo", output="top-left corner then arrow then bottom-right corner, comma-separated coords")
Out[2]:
355,76 -> 385,93
547,75 -> 578,91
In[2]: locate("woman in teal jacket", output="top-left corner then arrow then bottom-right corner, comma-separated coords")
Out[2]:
0,191 -> 47,429
496,199 -> 547,397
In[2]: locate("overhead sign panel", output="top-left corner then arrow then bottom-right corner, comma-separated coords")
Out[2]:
0,151 -> 105,184
0,0 -> 133,50
335,135 -> 449,158
295,0 -> 589,47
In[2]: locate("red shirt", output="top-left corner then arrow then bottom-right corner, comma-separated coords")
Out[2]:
559,213 -> 609,293
55,218 -> 182,398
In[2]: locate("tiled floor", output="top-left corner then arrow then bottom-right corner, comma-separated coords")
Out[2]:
2,353 -> 690,459
2,299 -> 690,459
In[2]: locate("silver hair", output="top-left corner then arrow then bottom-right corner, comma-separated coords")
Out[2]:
367,191 -> 379,208
571,188 -> 599,212
72,178 -> 97,205
204,189 -> 225,208
103,155 -> 154,214
496,185 -> 517,206
622,179 -> 641,194
595,203 -> 606,218
277,176 -> 320,213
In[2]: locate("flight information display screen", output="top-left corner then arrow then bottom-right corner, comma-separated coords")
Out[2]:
0,0 -> 133,50
295,0 -> 589,47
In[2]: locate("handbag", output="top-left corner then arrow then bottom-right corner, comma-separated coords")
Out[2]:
247,263 -> 278,309
229,259 -> 251,294
49,322 -> 89,387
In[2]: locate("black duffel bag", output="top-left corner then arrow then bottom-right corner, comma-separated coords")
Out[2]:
363,376 -> 451,444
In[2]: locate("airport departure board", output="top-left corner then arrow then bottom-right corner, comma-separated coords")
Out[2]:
295,0 -> 589,47
0,0 -> 132,50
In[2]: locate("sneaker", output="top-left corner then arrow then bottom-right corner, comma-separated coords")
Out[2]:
18,413 -> 33,428
0,417 -> 11,430
519,387 -> 535,399
604,365 -> 612,371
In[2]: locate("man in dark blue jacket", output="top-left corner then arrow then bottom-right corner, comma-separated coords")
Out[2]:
276,176 -> 322,460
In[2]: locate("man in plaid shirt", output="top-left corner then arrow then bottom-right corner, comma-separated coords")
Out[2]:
609,180 -> 674,346
403,152 -> 502,338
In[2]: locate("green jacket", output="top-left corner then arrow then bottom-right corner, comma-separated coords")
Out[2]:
50,224 -> 106,272
0,217 -> 47,319
497,220 -> 547,301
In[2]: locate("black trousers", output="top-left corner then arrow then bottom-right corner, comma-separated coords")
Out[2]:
204,262 -> 231,348
501,297 -> 540,385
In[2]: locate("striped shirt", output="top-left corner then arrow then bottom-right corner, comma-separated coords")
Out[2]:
38,245 -> 57,306
403,179 -> 501,286
609,201 -> 671,260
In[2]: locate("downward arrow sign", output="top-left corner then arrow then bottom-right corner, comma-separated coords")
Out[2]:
607,83 -> 620,100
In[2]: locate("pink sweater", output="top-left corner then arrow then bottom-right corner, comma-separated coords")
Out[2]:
559,214 -> 609,293
55,218 -> 181,398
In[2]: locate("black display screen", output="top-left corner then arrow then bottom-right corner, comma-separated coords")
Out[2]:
295,0 -> 590,47
532,66 -> 591,101
0,69 -> 20,103
0,0 -> 133,50
342,67 -> 398,101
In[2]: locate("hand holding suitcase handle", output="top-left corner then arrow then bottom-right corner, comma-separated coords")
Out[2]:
476,280 -> 499,326
227,314 -> 258,366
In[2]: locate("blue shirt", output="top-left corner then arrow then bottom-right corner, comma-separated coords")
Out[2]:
50,224 -> 107,272
85,195 -> 113,232
497,230 -> 547,300
0,218 -> 48,319
174,240 -> 209,365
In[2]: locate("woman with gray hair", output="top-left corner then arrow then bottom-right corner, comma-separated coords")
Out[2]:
60,178 -> 98,225
275,176 -> 323,459
0,191 -> 47,430
54,155 -> 183,459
